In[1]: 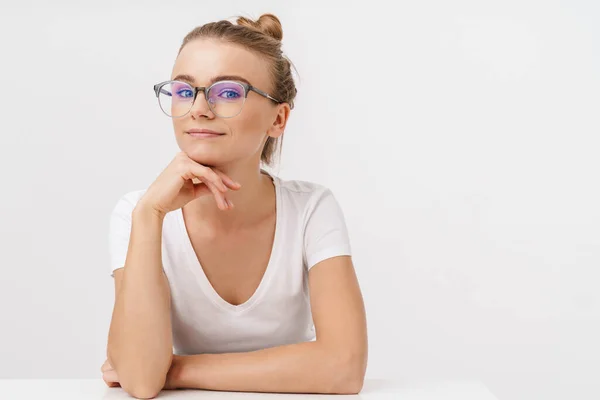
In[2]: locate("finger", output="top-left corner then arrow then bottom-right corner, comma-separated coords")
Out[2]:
191,164 -> 229,192
192,180 -> 212,198
201,178 -> 229,210
205,180 -> 227,209
183,167 -> 226,194
212,169 -> 242,190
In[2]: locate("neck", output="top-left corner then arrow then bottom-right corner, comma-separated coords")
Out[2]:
183,161 -> 275,233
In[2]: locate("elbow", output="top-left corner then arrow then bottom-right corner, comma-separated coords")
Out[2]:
348,377 -> 366,395
121,376 -> 166,399
117,358 -> 172,399
109,349 -> 172,399
126,387 -> 160,399
328,350 -> 367,394
334,370 -> 365,395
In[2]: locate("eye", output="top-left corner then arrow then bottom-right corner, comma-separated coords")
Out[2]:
217,89 -> 241,99
176,88 -> 194,98
209,81 -> 244,101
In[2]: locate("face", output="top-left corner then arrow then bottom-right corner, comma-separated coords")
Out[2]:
169,38 -> 290,168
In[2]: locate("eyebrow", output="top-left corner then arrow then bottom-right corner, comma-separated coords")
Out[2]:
172,74 -> 252,87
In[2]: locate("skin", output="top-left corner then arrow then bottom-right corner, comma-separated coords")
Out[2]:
172,38 -> 290,234
103,37 -> 368,397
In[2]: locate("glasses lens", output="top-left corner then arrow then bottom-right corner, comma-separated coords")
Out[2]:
207,81 -> 246,118
158,81 -> 193,117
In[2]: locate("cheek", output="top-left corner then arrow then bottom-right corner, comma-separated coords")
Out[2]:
231,105 -> 270,134
172,118 -> 183,132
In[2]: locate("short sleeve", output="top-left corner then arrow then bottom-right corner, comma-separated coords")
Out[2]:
108,192 -> 138,277
303,188 -> 352,271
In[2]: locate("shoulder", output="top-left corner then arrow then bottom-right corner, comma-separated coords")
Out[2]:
274,175 -> 335,208
273,175 -> 346,225
273,175 -> 352,269
277,176 -> 328,195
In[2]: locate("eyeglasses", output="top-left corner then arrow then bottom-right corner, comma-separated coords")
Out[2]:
153,79 -> 283,118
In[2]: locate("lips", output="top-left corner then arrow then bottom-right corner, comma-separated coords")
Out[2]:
186,129 -> 224,135
188,132 -> 223,138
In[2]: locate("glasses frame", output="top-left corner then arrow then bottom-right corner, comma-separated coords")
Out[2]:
153,79 -> 283,118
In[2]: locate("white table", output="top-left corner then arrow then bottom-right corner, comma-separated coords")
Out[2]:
0,379 -> 498,399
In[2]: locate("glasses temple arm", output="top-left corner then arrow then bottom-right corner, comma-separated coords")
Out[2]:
250,86 -> 282,103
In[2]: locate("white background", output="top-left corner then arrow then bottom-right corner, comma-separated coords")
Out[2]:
0,1 -> 598,399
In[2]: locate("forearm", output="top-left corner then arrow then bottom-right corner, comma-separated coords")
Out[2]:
168,340 -> 362,394
107,205 -> 173,395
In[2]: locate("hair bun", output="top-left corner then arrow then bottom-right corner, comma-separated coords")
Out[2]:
237,13 -> 283,41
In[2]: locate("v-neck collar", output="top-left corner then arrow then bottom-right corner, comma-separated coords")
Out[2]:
176,169 -> 282,314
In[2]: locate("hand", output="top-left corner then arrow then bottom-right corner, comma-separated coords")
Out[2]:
138,151 -> 242,216
101,358 -> 120,388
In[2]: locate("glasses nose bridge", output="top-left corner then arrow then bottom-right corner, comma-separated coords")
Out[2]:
189,86 -> 213,116
192,86 -> 209,103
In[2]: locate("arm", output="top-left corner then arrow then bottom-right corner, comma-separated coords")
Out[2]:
166,255 -> 368,394
107,204 -> 173,399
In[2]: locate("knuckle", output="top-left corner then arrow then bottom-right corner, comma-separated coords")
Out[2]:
208,169 -> 220,181
198,165 -> 211,177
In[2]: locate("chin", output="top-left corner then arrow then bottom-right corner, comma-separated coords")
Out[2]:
182,148 -> 228,167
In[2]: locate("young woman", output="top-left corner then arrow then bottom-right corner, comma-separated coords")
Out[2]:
102,13 -> 368,398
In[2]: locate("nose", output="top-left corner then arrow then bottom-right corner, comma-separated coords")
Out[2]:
188,89 -> 215,119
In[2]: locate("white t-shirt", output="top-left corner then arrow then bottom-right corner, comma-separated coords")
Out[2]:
108,169 -> 352,355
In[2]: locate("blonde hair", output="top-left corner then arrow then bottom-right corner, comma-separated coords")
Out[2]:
178,13 -> 297,167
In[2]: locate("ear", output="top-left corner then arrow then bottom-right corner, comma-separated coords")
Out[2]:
266,103 -> 291,139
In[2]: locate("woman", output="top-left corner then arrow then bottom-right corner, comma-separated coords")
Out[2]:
102,13 -> 368,398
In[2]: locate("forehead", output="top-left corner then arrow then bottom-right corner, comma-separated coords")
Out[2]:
172,39 -> 271,88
